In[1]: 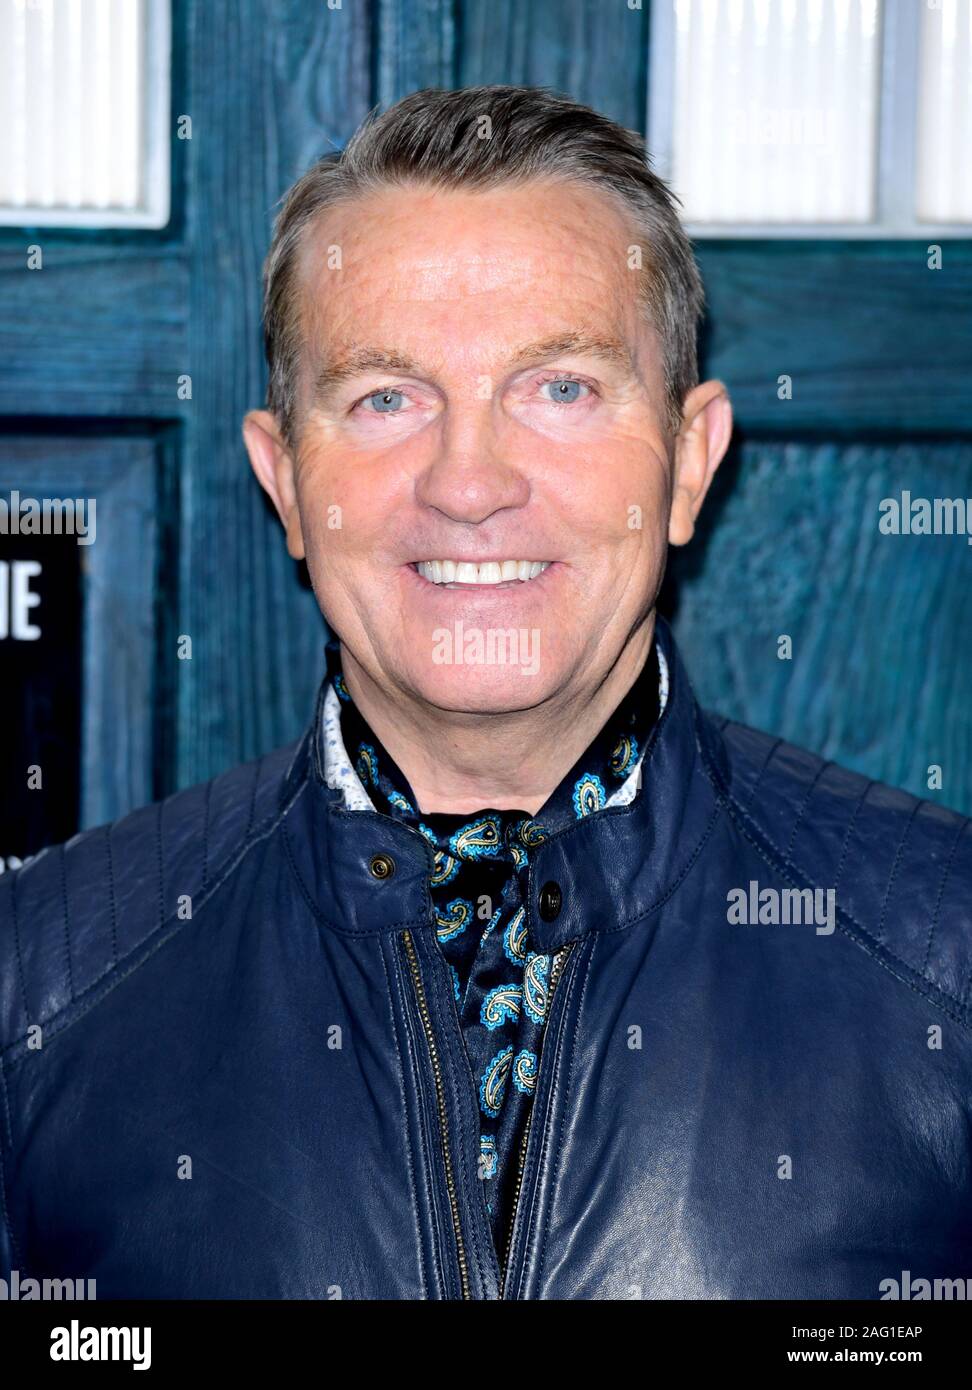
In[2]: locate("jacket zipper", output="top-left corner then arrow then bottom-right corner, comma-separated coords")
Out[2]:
401,928 -> 472,1300
499,941 -> 575,1298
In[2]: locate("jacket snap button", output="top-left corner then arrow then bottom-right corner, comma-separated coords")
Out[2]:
369,853 -> 395,881
538,881 -> 562,922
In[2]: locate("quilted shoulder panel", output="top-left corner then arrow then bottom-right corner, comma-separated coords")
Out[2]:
710,716 -> 972,1016
0,739 -> 300,1052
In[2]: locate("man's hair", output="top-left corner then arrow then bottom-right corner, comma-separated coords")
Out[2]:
262,84 -> 704,448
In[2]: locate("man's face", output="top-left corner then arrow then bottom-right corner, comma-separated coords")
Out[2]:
248,178 -> 721,714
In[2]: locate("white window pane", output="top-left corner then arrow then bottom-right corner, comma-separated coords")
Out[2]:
0,0 -> 169,228
669,0 -> 882,224
916,0 -> 972,223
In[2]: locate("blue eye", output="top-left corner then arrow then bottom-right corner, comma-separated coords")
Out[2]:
540,378 -> 588,405
363,389 -> 406,413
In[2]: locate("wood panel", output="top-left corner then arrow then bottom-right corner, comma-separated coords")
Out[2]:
0,246 -> 188,418
695,242 -> 972,435
663,436 -> 972,814
458,0 -> 649,132
178,0 -> 373,786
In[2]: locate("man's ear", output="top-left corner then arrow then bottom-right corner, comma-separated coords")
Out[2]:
242,409 -> 306,560
668,381 -> 733,547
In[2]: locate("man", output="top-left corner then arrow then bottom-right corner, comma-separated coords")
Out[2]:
1,86 -> 970,1301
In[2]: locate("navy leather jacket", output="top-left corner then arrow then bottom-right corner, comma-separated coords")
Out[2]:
2,618 -> 970,1300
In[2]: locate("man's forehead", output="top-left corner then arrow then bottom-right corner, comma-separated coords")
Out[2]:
299,177 -> 640,311
297,179 -> 654,390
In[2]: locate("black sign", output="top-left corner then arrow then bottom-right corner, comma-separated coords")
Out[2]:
0,532 -> 82,863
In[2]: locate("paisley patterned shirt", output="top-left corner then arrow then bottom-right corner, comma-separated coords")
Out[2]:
320,639 -> 669,1258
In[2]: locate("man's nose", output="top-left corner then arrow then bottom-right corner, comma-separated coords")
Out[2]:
414,404 -> 530,524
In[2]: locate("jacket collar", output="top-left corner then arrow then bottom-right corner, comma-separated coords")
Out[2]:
281,614 -> 723,949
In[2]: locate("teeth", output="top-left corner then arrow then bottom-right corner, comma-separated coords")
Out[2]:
415,560 -> 552,586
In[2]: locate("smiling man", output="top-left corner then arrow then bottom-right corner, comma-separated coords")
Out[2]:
1,86 -> 970,1302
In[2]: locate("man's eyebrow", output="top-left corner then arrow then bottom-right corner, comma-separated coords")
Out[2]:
311,331 -> 634,404
505,332 -> 634,372
313,349 -> 422,402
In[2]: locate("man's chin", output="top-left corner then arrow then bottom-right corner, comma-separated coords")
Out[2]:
402,658 -> 560,717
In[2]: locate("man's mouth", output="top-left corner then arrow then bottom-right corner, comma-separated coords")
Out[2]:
411,560 -> 552,588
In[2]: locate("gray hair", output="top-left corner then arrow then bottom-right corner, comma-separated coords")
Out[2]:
262,84 -> 704,447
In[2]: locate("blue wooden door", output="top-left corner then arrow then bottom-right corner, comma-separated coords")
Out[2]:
2,0 -> 968,870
